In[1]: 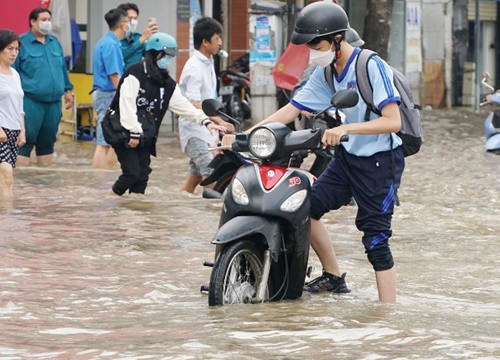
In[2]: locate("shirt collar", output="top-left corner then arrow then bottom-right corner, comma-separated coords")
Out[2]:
26,30 -> 53,44
106,31 -> 121,43
193,49 -> 213,65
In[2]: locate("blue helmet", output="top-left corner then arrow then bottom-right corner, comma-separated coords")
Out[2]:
145,33 -> 179,57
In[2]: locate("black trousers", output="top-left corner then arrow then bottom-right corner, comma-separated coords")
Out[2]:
112,145 -> 153,195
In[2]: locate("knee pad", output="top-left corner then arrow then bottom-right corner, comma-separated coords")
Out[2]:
364,239 -> 394,271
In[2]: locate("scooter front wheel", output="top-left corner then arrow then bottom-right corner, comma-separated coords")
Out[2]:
209,240 -> 268,306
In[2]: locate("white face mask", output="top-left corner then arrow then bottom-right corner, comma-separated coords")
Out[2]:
39,20 -> 52,35
309,46 -> 336,68
129,19 -> 138,33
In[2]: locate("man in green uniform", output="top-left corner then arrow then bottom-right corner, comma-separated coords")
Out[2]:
14,7 -> 73,165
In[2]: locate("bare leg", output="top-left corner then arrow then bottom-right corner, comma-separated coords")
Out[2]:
310,218 -> 341,276
16,155 -> 30,166
0,162 -> 14,196
180,173 -> 202,193
36,154 -> 54,165
375,267 -> 396,302
92,145 -> 117,169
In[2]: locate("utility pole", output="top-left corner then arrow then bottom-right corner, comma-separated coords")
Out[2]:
474,0 -> 480,113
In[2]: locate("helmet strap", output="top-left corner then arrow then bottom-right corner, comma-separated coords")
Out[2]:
333,41 -> 342,63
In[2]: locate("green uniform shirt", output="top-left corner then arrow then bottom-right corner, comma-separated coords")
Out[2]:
13,30 -> 73,103
120,32 -> 145,70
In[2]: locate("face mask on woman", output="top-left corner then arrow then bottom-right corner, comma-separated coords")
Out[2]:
157,56 -> 172,70
39,21 -> 52,35
309,45 -> 336,68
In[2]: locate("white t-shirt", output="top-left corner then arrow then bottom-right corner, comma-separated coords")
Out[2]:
178,50 -> 218,152
0,68 -> 24,130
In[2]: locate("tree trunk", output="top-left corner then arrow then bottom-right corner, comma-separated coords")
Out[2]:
362,0 -> 394,59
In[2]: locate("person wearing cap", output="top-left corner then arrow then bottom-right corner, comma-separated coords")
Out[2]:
222,2 -> 404,302
110,32 -> 225,196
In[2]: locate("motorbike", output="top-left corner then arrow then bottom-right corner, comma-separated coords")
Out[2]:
218,53 -> 251,127
201,89 -> 359,306
199,110 -> 341,199
480,72 -> 500,154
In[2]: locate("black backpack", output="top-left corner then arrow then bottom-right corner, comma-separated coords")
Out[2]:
325,49 -> 423,157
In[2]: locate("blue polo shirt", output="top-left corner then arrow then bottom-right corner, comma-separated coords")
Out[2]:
92,32 -> 124,91
120,32 -> 144,70
291,48 -> 402,157
13,30 -> 73,102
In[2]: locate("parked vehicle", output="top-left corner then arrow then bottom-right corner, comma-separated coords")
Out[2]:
481,72 -> 500,154
218,53 -> 251,127
201,90 -> 358,306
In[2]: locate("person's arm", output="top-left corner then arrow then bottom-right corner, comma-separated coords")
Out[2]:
189,100 -> 235,133
60,41 -> 74,109
119,74 -> 143,148
17,114 -> 26,147
169,85 -> 225,132
221,103 -> 301,146
486,93 -> 500,105
109,73 -> 121,89
321,102 -> 401,146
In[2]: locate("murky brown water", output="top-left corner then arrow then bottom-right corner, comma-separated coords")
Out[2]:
0,109 -> 498,359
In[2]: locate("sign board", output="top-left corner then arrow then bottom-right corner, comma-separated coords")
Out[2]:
406,1 -> 422,74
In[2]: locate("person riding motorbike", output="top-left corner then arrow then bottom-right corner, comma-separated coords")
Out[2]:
223,2 -> 404,302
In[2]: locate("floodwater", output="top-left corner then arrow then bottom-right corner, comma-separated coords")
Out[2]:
0,109 -> 498,359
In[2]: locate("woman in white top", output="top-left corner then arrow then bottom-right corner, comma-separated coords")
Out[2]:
0,29 -> 26,196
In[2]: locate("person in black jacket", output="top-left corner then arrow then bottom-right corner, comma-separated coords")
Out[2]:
110,32 -> 225,196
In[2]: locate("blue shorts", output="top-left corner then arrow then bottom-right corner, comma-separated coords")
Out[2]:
92,89 -> 116,146
311,146 -> 404,261
185,137 -> 213,177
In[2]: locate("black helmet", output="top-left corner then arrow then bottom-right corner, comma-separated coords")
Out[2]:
291,2 -> 350,45
345,28 -> 364,47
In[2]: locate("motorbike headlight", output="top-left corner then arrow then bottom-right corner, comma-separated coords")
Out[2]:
248,128 -> 276,159
231,178 -> 249,205
280,189 -> 307,213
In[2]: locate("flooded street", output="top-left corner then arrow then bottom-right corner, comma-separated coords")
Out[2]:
0,109 -> 498,359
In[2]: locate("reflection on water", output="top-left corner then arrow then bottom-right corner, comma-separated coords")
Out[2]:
0,110 -> 498,358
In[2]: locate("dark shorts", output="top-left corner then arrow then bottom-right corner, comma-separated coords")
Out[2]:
0,128 -> 21,168
311,146 -> 404,255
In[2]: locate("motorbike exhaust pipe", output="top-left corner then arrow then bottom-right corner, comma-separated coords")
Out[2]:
252,250 -> 271,304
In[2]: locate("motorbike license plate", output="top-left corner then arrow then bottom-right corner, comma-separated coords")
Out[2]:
219,86 -> 234,96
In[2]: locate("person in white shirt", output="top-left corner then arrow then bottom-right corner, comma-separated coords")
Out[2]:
178,17 -> 234,194
0,30 -> 26,196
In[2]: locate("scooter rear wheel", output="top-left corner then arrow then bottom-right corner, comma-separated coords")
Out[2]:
208,240 -> 267,306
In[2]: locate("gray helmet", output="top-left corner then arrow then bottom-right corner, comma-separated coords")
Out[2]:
345,28 -> 364,47
291,2 -> 350,45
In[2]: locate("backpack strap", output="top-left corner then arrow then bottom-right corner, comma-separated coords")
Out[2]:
355,49 -> 380,121
324,63 -> 335,93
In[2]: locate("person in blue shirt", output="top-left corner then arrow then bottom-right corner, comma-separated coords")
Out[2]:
91,7 -> 129,169
223,2 -> 404,302
117,2 -> 159,70
13,7 -> 74,166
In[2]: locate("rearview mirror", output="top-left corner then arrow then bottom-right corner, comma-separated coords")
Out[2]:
202,99 -> 225,117
330,89 -> 359,109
